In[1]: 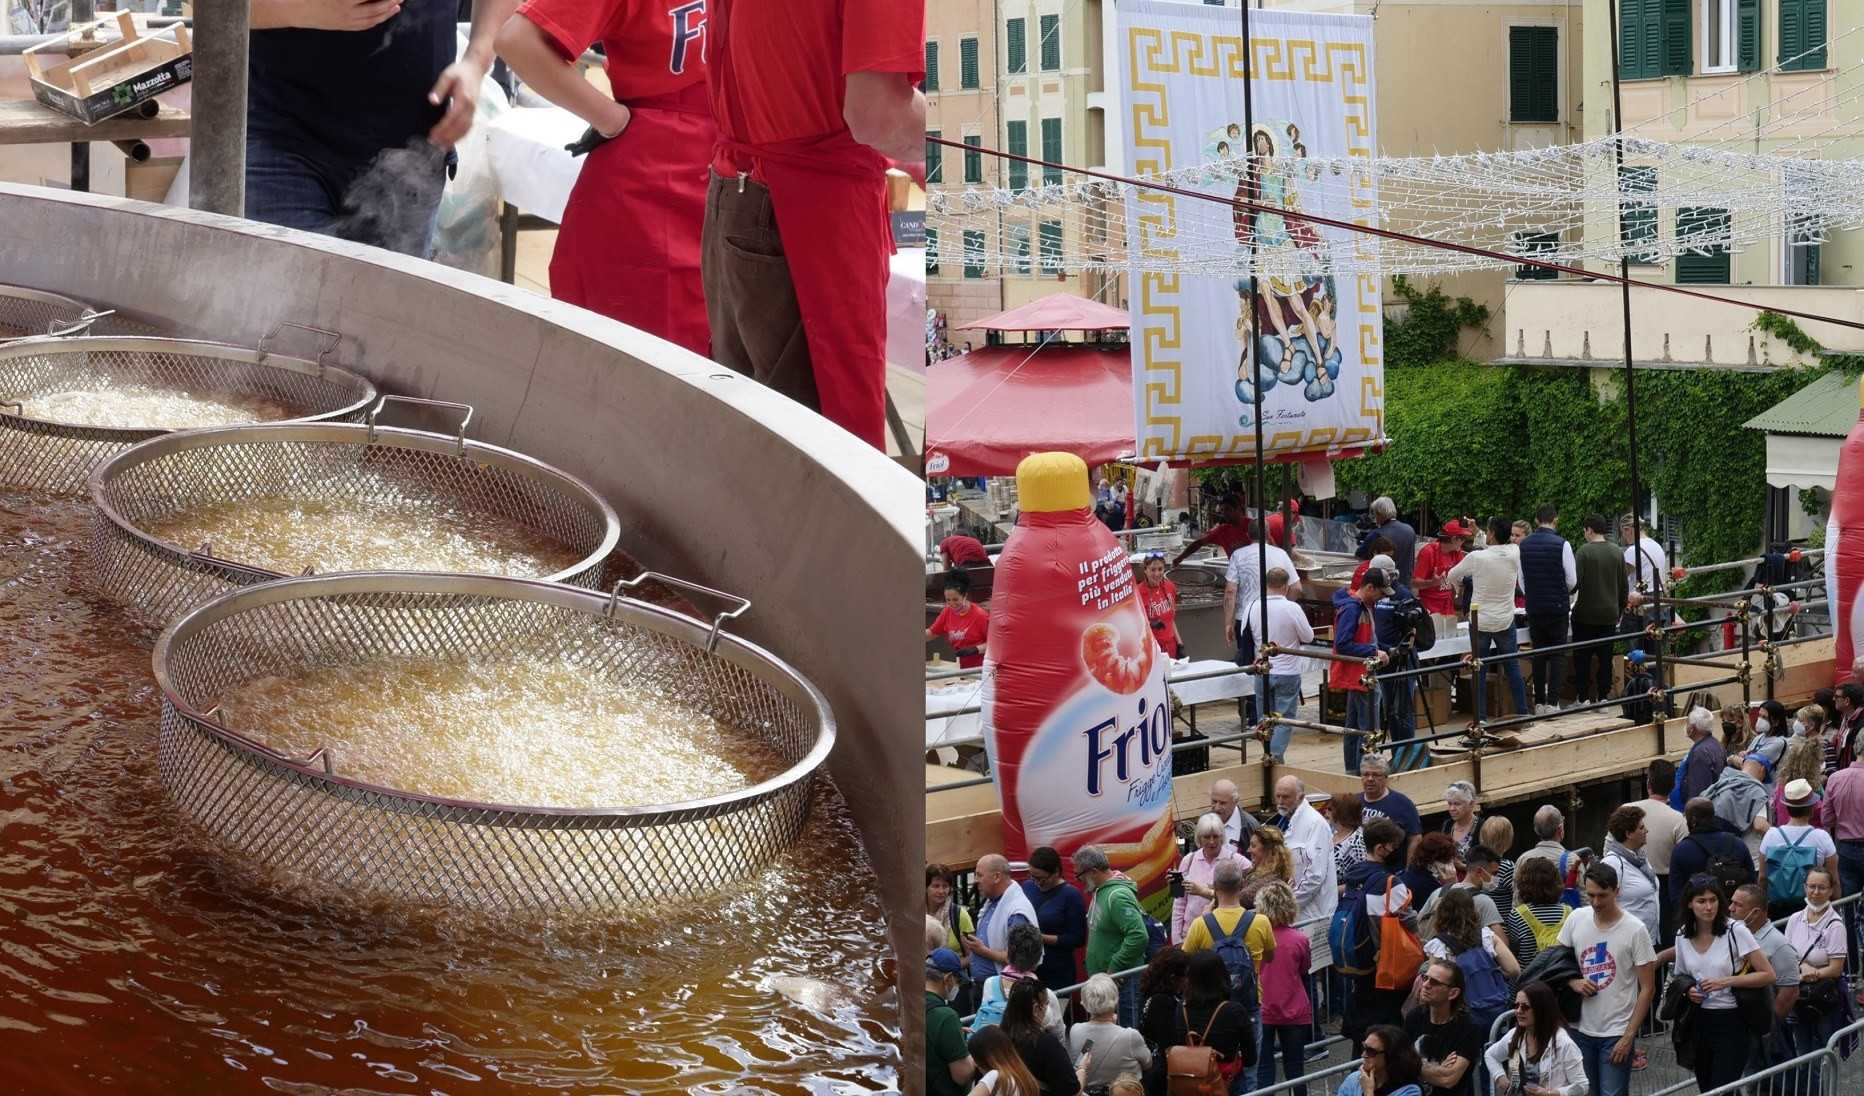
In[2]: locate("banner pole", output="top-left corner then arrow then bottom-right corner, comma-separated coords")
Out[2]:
1242,0 -> 1271,735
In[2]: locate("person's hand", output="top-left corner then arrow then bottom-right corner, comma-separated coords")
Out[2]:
1610,1034 -> 1634,1065
1225,622 -> 1237,645
427,59 -> 488,151
1076,1050 -> 1093,1075
285,0 -> 399,31
1699,976 -> 1727,993
1687,983 -> 1705,1004
1568,977 -> 1598,997
1628,591 -> 1645,609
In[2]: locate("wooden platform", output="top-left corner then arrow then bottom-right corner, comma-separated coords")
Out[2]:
0,98 -> 190,146
926,637 -> 1837,871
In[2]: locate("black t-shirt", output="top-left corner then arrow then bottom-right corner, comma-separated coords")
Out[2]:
1013,1029 -> 1082,1096
1403,1006 -> 1485,1096
249,0 -> 455,172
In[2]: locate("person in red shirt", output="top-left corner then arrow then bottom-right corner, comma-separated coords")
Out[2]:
927,575 -> 989,669
496,0 -> 715,356
1174,495 -> 1251,565
939,535 -> 990,569
1137,552 -> 1182,657
701,0 -> 925,449
1412,520 -> 1470,616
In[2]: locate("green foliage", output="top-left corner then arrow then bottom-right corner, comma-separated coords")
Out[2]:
1747,310 -> 1822,357
1383,276 -> 1492,370
1339,361 -> 1824,577
1798,487 -> 1825,516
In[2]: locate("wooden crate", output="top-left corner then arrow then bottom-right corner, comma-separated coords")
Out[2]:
25,13 -> 192,125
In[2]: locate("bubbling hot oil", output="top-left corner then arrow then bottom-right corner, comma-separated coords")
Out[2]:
0,494 -> 898,1092
218,653 -> 788,807
23,384 -> 297,428
137,486 -> 584,576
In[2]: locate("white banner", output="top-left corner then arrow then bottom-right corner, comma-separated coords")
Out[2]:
1117,1 -> 1384,464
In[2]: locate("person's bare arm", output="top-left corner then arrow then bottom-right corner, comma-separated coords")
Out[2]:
426,0 -> 526,150
949,1054 -> 977,1087
250,0 -> 399,32
495,15 -> 632,137
843,71 -> 926,165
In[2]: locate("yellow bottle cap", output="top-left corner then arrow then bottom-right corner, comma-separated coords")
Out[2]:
1015,452 -> 1092,513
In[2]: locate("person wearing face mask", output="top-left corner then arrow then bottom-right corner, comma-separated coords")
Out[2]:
926,948 -> 978,1096
1782,867 -> 1847,1091
1748,700 -> 1790,772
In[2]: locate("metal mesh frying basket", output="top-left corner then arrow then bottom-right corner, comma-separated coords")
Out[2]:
0,335 -> 375,496
0,284 -> 165,341
90,405 -> 622,630
152,572 -> 835,912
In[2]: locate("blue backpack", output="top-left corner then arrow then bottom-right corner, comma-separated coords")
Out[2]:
1330,873 -> 1379,976
973,976 -> 1009,1028
1202,911 -> 1261,1015
1144,912 -> 1170,961
1766,828 -> 1819,907
1438,934 -> 1510,1033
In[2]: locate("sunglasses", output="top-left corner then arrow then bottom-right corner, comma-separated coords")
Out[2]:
1423,975 -> 1456,989
1144,550 -> 1166,561
1361,1047 -> 1385,1059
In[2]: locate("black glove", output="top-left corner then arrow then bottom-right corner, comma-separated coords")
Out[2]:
564,125 -> 614,158
1150,619 -> 1165,630
954,646 -> 980,658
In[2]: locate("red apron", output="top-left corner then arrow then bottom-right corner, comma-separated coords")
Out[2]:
551,83 -> 715,358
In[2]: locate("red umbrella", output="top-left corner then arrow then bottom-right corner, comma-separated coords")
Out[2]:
957,292 -> 1132,332
923,345 -> 1135,477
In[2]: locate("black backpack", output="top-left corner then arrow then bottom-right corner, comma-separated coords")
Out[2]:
1687,832 -> 1754,896
1620,671 -> 1656,724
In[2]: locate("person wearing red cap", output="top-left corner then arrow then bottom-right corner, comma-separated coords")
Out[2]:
700,0 -> 926,448
495,0 -> 715,356
1411,520 -> 1469,617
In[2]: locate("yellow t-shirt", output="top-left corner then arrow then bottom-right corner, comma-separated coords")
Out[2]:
1180,905 -> 1277,982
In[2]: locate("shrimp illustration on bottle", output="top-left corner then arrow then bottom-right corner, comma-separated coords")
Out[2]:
980,452 -> 1178,910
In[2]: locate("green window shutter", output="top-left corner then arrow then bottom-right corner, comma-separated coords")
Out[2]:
1514,232 -> 1559,280
963,136 -> 982,184
926,227 -> 939,276
963,230 -> 986,279
1007,18 -> 1026,74
961,38 -> 980,88
1674,207 -> 1730,284
1040,15 -> 1061,70
1640,0 -> 1665,76
1006,121 -> 1029,191
1620,166 -> 1659,262
1736,0 -> 1760,70
1041,118 -> 1063,185
1780,0 -> 1827,70
1660,0 -> 1691,75
926,131 -> 942,184
924,42 -> 939,91
1509,27 -> 1558,122
1805,243 -> 1822,285
1619,0 -> 1642,78
1039,222 -> 1063,273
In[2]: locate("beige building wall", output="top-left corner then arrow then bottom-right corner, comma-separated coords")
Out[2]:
926,0 -> 1007,333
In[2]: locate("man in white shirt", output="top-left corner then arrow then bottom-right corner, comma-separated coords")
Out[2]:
1558,861 -> 1657,1096
1617,759 -> 1689,938
1446,516 -> 1528,717
1261,567 -> 1314,761
1224,520 -> 1300,723
1619,514 -> 1669,656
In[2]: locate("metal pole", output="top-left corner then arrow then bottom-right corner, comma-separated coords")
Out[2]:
187,0 -> 248,216
1241,0 -> 1269,732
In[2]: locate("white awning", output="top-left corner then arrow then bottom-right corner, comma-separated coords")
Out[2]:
1764,433 -> 1840,491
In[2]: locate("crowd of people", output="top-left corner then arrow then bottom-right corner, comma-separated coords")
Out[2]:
926,673 -> 1864,1096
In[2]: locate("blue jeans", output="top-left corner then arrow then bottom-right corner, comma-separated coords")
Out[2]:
1266,673 -> 1302,759
1344,689 -> 1371,775
1786,1007 -> 1835,1095
1118,968 -> 1142,1029
245,134 -> 444,258
1474,626 -> 1529,717
1571,1029 -> 1632,1096
1259,1023 -> 1309,1096
1840,843 -> 1864,966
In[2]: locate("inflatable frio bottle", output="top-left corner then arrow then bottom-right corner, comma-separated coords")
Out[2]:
1827,381 -> 1864,684
980,452 -> 1177,910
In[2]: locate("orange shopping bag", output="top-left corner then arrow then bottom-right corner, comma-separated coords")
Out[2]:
1374,875 -> 1424,990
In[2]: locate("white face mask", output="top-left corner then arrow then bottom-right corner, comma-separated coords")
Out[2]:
1792,720 -> 1806,736
945,978 -> 962,1002
1756,717 -> 1771,736
1806,899 -> 1832,916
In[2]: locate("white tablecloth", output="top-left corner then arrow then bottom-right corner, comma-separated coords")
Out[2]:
485,106 -> 927,369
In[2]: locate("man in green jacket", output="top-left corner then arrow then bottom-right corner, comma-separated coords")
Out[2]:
1572,514 -> 1629,705
1074,843 -> 1151,1028
925,948 -> 975,1096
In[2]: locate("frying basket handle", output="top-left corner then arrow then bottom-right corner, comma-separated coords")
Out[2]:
199,705 -> 335,774
367,394 -> 475,455
606,571 -> 751,654
187,542 -> 289,584
44,309 -> 111,338
257,321 -> 343,369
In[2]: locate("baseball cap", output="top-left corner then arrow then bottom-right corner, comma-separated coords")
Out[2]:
1438,520 -> 1472,537
1368,553 -> 1396,573
1361,567 -> 1391,591
927,947 -> 966,977
1626,648 -> 1647,664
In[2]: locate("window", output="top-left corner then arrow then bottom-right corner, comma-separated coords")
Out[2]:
924,42 -> 939,91
1674,207 -> 1730,284
1041,118 -> 1063,185
1040,14 -> 1061,70
1008,224 -> 1032,276
926,226 -> 939,276
1006,121 -> 1029,191
1778,0 -> 1827,70
1513,232 -> 1560,280
1038,222 -> 1064,273
1702,0 -> 1737,71
1508,27 -> 1559,122
1007,18 -> 1026,74
1786,212 -> 1822,285
963,230 -> 987,279
963,136 -> 983,183
1620,0 -> 1690,78
1620,166 -> 1659,263
926,130 -> 942,184
961,37 -> 980,89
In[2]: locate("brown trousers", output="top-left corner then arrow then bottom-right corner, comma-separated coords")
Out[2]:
700,170 -> 818,414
